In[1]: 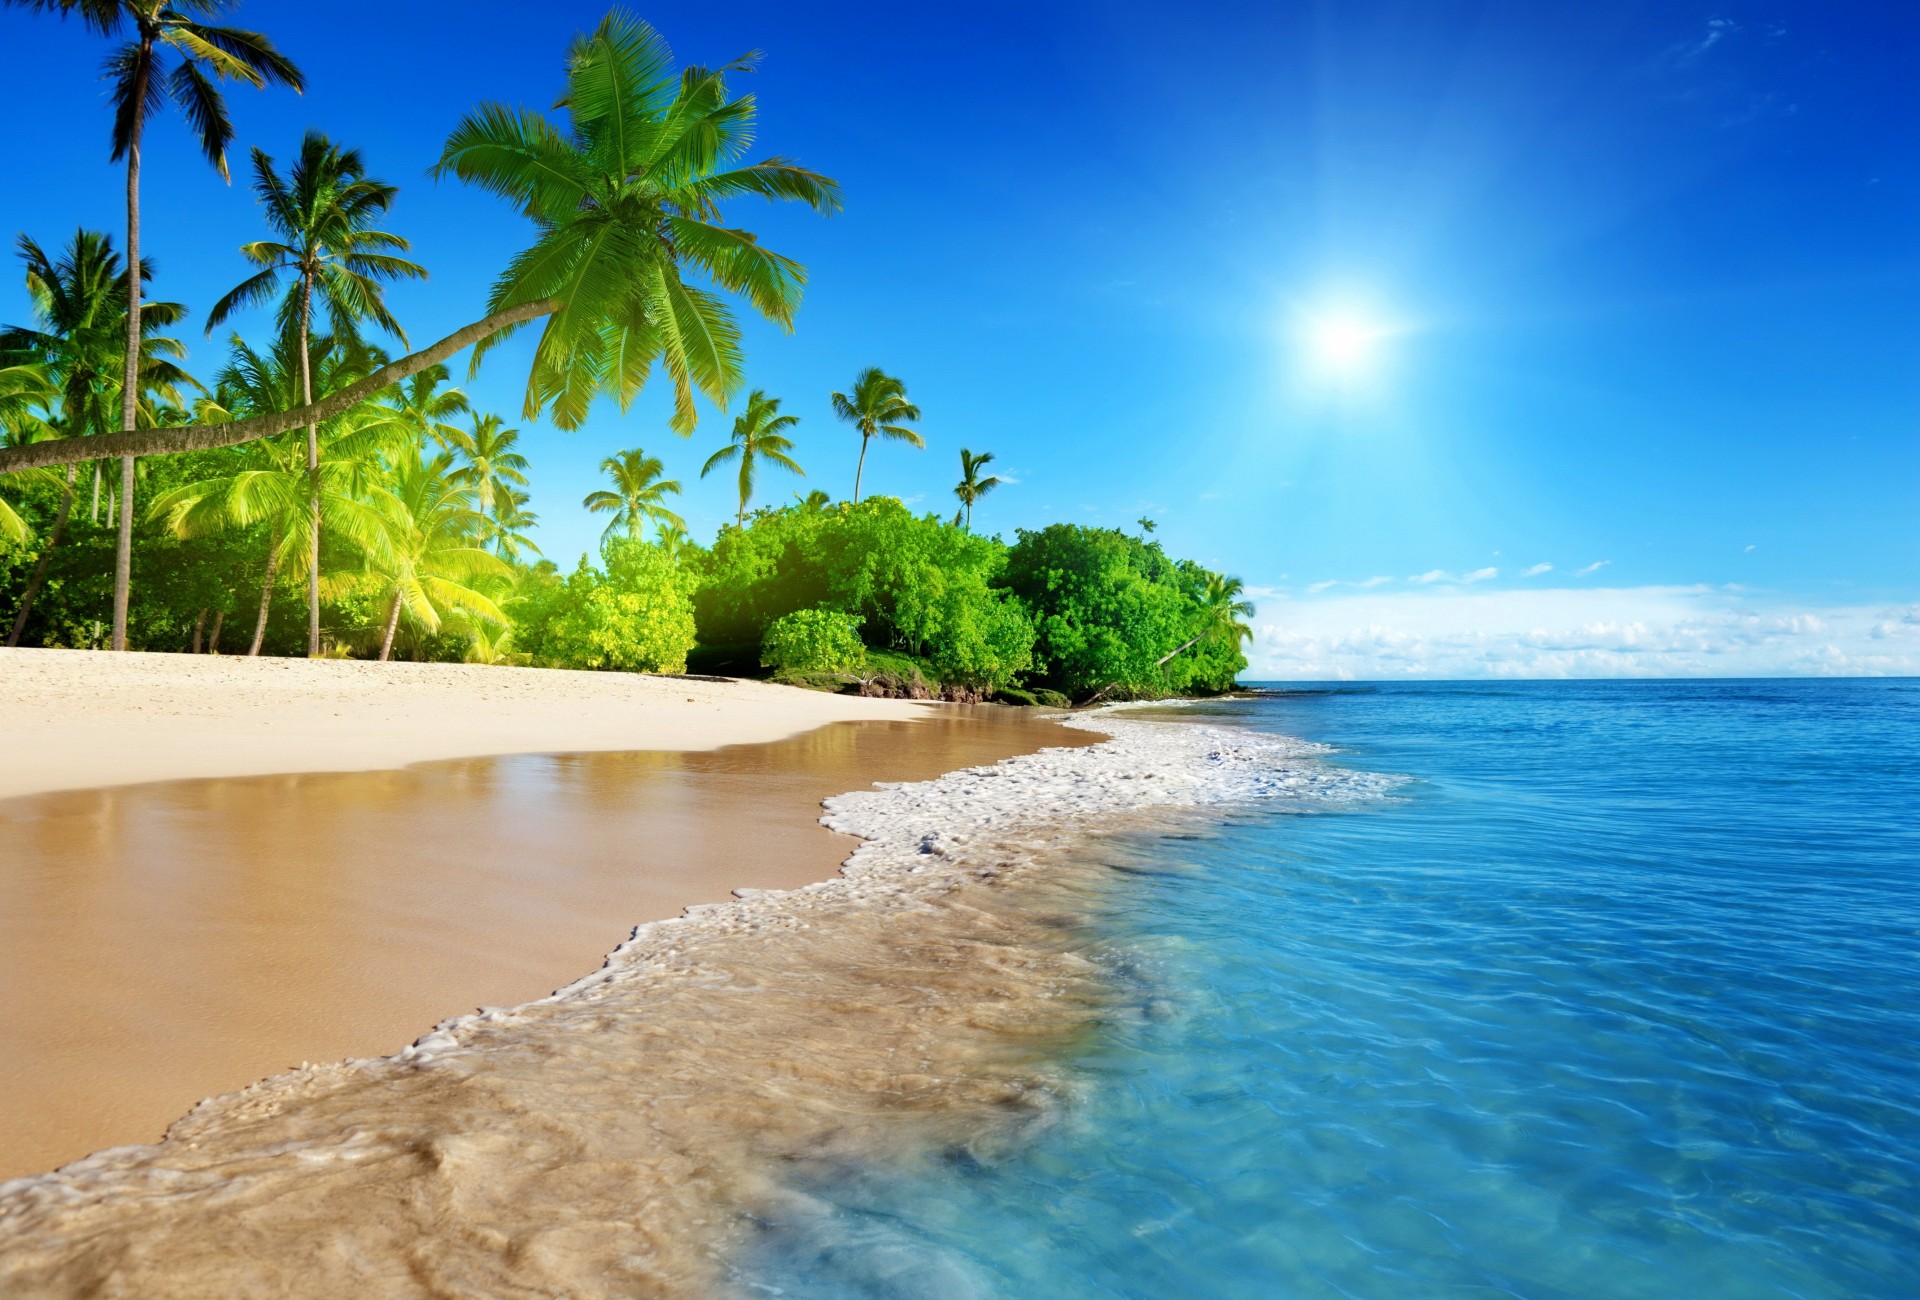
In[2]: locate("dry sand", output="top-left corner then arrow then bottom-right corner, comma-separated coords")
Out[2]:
0,647 -> 927,799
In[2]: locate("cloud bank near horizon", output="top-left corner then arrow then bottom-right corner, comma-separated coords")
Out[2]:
1246,584 -> 1920,679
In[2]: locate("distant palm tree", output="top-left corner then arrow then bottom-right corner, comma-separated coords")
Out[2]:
793,488 -> 832,510
356,448 -> 509,661
0,11 -> 837,483
4,0 -> 303,648
373,362 -> 470,450
490,485 -> 541,561
653,519 -> 691,561
831,367 -> 921,503
952,447 -> 1000,531
206,131 -> 426,656
1156,574 -> 1256,667
701,389 -> 802,524
0,230 -> 193,645
584,447 -> 684,545
443,412 -> 529,523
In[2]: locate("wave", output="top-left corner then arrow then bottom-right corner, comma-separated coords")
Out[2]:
0,718 -> 1391,1297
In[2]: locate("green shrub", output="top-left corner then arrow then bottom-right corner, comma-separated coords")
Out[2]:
526,540 -> 697,672
760,608 -> 867,676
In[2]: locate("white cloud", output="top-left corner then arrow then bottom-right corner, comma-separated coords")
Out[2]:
1246,585 -> 1920,679
1409,569 -> 1448,585
1577,560 -> 1611,575
1744,544 -> 1756,553
1464,567 -> 1498,583
1522,563 -> 1553,577
1359,575 -> 1393,588
1306,580 -> 1338,594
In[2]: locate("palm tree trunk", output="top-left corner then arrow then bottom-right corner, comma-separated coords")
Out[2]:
299,271 -> 320,657
0,300 -> 560,474
7,464 -> 76,646
248,533 -> 282,657
112,45 -> 150,653
191,608 -> 206,654
208,608 -> 225,654
853,432 -> 870,504
1155,631 -> 1205,668
378,588 -> 403,662
91,463 -> 100,523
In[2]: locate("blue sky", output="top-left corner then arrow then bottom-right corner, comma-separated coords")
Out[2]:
2,1 -> 1915,676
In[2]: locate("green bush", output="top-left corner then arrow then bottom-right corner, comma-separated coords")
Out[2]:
525,539 -> 697,672
1000,524 -> 1247,699
760,608 -> 867,676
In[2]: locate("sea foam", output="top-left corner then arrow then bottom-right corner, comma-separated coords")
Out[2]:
0,716 -> 1388,1297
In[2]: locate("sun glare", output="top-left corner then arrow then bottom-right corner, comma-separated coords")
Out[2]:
1306,314 -> 1388,377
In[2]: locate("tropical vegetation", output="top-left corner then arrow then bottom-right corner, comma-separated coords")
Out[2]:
0,7 -> 1253,701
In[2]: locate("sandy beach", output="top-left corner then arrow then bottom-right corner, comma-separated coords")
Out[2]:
0,647 -> 934,799
0,650 -> 1096,1183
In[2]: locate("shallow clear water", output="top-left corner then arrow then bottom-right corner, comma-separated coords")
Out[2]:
743,679 -> 1920,1298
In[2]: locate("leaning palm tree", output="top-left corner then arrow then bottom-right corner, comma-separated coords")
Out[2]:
952,447 -> 1000,531
701,388 -> 802,524
584,447 -> 683,545
4,0 -> 302,649
0,13 -> 839,486
205,132 -> 427,656
444,412 -> 529,521
355,448 -> 510,661
1156,573 -> 1256,667
831,367 -> 921,503
0,230 -> 193,645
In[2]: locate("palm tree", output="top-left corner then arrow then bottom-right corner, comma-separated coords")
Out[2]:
0,12 -> 839,483
831,367 -> 921,503
355,448 -> 509,661
953,448 -> 1000,531
147,333 -> 386,655
0,230 -> 193,645
372,363 -> 470,450
5,0 -> 302,649
0,364 -> 58,546
1156,574 -> 1256,667
584,447 -> 683,545
489,486 -> 542,562
653,519 -> 691,561
700,388 -> 802,524
205,132 -> 426,656
444,413 -> 529,521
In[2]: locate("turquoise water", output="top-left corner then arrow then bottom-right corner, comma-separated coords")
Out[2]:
743,680 -> 1920,1298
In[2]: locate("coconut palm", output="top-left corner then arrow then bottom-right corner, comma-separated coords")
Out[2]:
4,0 -> 303,648
204,132 -> 426,656
952,447 -> 1000,531
354,448 -> 510,661
147,333 -> 386,655
700,389 -> 802,524
0,12 -> 837,480
1156,573 -> 1256,667
831,367 -> 921,503
653,519 -> 691,561
444,413 -> 529,521
0,230 -> 193,645
584,446 -> 683,544
489,486 -> 542,561
372,363 -> 469,451
0,364 -> 58,545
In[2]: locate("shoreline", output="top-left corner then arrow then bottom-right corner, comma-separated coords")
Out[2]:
0,706 -> 1095,1181
0,714 -> 1385,1295
0,648 -> 936,800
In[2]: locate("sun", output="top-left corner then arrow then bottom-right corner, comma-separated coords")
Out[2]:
1306,314 -> 1387,377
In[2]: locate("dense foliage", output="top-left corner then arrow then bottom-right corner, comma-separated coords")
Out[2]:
0,9 -> 1253,701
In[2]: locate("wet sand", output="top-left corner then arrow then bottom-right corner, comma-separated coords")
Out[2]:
0,710 -> 1094,1180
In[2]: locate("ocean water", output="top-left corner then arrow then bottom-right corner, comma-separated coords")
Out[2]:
741,679 -> 1920,1299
